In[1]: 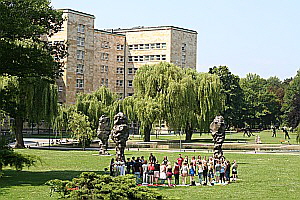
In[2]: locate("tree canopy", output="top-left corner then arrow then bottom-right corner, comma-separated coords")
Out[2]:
133,62 -> 223,141
0,0 -> 66,79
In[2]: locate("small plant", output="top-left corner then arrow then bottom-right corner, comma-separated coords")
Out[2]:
0,134 -> 39,174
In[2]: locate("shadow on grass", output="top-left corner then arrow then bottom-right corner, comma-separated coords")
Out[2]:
0,170 -> 105,196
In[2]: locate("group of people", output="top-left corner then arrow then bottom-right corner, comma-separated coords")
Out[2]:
109,153 -> 238,186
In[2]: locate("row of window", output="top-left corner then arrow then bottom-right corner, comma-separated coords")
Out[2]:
128,55 -> 166,62
128,43 -> 166,50
75,79 -> 133,90
101,41 -> 124,50
115,80 -> 133,87
78,64 -> 138,75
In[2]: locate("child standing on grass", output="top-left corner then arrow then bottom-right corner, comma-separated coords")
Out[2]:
173,162 -> 180,185
208,164 -> 214,185
197,161 -> 203,185
142,160 -> 148,184
232,160 -> 238,181
202,162 -> 208,185
215,160 -> 221,183
181,162 -> 189,185
189,162 -> 196,185
166,162 -> 173,186
160,162 -> 167,184
220,161 -> 226,184
225,160 -> 231,183
148,162 -> 155,184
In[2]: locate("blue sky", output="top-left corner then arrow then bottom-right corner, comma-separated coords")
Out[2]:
50,0 -> 300,80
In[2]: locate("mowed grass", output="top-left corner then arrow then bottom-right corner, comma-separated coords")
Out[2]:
0,149 -> 300,200
140,130 -> 298,145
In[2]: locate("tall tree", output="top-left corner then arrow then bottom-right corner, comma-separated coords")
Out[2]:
240,74 -> 281,127
0,77 -> 58,148
209,66 -> 244,127
0,0 -> 66,78
133,62 -> 223,141
282,70 -> 300,128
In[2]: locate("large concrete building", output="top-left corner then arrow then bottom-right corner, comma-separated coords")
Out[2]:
48,9 -> 197,104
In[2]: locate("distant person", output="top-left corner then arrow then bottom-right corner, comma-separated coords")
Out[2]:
282,126 -> 291,140
160,163 -> 167,184
173,162 -> 180,185
271,126 -> 276,137
181,162 -> 189,185
177,154 -> 184,167
232,160 -> 238,181
110,158 -> 115,176
189,162 -> 196,186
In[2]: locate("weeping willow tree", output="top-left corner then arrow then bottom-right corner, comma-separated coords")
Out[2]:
133,63 -> 183,141
133,62 -> 224,141
0,76 -> 58,148
75,86 -> 118,131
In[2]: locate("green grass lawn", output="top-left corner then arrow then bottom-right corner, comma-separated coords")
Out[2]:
1,149 -> 299,199
128,130 -> 298,145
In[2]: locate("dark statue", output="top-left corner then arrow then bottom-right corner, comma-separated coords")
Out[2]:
97,115 -> 111,155
111,112 -> 129,160
210,115 -> 226,159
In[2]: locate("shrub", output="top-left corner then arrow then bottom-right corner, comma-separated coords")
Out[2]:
0,134 -> 39,173
46,172 -> 165,200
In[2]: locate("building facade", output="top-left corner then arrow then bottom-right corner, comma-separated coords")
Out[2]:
49,9 -> 197,104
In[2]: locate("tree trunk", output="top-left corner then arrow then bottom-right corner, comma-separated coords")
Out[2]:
185,127 -> 193,141
143,124 -> 151,142
15,116 -> 25,148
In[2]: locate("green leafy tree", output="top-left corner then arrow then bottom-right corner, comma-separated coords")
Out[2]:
282,70 -> 300,128
240,74 -> 281,128
0,0 -> 66,79
133,62 -> 223,141
209,66 -> 244,127
0,76 -> 58,148
68,112 -> 94,151
76,86 -> 118,131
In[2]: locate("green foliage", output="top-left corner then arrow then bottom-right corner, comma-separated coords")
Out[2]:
282,70 -> 300,128
0,76 -> 58,148
296,125 -> 300,144
133,62 -> 223,141
76,86 -> 118,130
0,0 -> 67,79
46,172 -> 165,200
0,134 -> 39,173
68,112 -> 94,150
240,73 -> 282,127
209,66 -> 244,127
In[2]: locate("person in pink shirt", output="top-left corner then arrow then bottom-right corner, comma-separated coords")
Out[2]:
177,154 -> 184,167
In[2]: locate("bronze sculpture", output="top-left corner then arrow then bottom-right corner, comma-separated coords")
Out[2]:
97,115 -> 111,155
111,112 -> 129,160
210,115 -> 226,159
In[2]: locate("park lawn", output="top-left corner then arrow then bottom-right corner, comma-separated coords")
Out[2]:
145,130 -> 298,145
0,149 -> 299,200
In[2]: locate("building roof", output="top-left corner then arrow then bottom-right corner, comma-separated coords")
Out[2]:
94,29 -> 125,37
58,9 -> 95,19
107,26 -> 197,34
